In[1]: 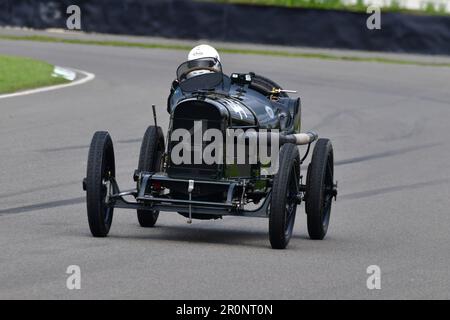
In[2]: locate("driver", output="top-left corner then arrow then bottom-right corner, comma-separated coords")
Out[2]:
185,44 -> 221,78
167,44 -> 221,112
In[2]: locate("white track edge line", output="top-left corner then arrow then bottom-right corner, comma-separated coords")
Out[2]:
0,68 -> 95,100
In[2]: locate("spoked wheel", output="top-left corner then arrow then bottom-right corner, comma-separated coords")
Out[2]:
306,138 -> 335,240
137,126 -> 165,227
85,131 -> 116,237
269,143 -> 300,249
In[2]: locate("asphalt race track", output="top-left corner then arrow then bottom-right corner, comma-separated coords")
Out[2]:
1,38 -> 449,299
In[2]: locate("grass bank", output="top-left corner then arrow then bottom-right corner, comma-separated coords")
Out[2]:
211,0 -> 450,15
0,54 -> 69,94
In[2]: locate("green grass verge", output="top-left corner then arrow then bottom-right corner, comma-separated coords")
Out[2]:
1,34 -> 450,68
0,54 -> 69,94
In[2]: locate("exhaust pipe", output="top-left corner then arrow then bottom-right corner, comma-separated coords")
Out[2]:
239,131 -> 318,146
279,132 -> 318,145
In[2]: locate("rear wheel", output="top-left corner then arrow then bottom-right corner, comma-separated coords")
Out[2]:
137,126 -> 165,227
269,143 -> 300,249
249,73 -> 289,98
86,131 -> 115,237
306,138 -> 335,240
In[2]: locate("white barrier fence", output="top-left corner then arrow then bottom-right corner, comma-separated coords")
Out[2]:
343,0 -> 450,12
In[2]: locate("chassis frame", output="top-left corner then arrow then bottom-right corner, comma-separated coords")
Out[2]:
85,172 -> 304,219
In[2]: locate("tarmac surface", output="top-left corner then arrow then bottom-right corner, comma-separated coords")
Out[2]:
1,31 -> 449,299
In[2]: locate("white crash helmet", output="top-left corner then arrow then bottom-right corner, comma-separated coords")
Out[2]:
186,44 -> 221,78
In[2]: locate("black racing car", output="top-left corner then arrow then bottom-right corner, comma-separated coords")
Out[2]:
82,57 -> 337,249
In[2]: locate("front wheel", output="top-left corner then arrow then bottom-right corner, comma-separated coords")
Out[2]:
85,131 -> 115,237
306,138 -> 335,240
137,126 -> 165,227
269,143 -> 300,249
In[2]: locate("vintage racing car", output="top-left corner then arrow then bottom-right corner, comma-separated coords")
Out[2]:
82,57 -> 337,249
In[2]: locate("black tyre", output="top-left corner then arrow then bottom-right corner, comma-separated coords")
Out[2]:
137,126 -> 165,227
86,131 -> 115,237
269,143 -> 300,249
306,138 -> 334,240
